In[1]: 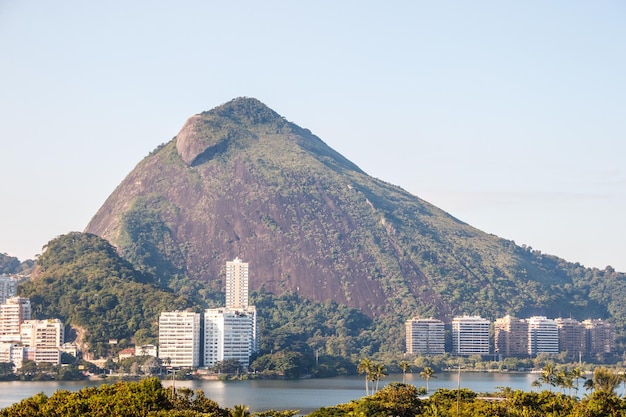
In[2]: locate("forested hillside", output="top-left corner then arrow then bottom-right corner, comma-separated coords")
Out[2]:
83,98 -> 626,344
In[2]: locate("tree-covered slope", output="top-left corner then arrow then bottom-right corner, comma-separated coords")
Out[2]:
19,233 -> 197,356
0,252 -> 34,275
84,98 -> 626,334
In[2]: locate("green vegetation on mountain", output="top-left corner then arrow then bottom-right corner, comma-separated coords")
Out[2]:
0,252 -> 34,275
19,233 -> 197,357
16,232 -> 390,363
83,97 -> 626,348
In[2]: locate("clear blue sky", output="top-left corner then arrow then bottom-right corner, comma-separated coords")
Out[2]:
1,1 -> 625,271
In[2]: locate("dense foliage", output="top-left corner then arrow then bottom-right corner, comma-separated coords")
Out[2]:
19,233 -> 197,357
0,252 -> 34,275
83,98 -> 626,349
250,290 -> 371,377
309,368 -> 626,417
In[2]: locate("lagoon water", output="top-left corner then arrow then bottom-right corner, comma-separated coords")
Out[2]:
0,372 -> 540,414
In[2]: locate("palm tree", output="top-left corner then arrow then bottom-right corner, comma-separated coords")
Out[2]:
399,360 -> 411,384
420,366 -> 436,393
531,379 -> 542,392
570,367 -> 585,396
539,363 -> 556,391
591,367 -> 622,395
357,358 -> 373,396
371,363 -> 387,393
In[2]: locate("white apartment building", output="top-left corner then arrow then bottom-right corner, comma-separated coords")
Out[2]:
405,317 -> 445,355
0,275 -> 18,304
20,319 -> 64,348
204,307 -> 257,369
452,315 -> 490,356
16,319 -> 65,365
528,316 -> 559,355
226,257 -> 249,308
0,297 -> 31,342
158,311 -> 201,368
0,342 -> 24,370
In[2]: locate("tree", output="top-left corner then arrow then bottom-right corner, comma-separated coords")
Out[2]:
230,404 -> 250,417
539,363 -> 556,391
591,367 -> 622,395
370,363 -> 387,394
420,367 -> 436,393
571,367 -> 585,396
399,360 -> 411,384
357,358 -> 373,396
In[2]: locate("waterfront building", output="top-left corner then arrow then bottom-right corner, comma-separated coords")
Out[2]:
204,306 -> 257,368
158,311 -> 201,368
583,319 -> 615,356
405,317 -> 445,355
528,316 -> 559,355
20,319 -> 64,348
0,342 -> 24,369
452,315 -> 490,356
226,257 -> 249,308
0,297 -> 31,342
20,318 -> 64,364
494,315 -> 528,358
555,317 -> 586,360
137,344 -> 158,357
0,275 -> 18,304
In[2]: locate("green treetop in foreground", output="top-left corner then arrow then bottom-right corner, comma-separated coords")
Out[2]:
0,377 -> 298,417
4,368 -> 626,417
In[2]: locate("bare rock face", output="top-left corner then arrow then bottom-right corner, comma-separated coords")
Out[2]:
175,115 -> 205,165
85,97 -> 586,320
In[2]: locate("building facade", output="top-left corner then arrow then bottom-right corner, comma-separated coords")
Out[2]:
204,307 -> 256,368
583,319 -> 615,356
494,315 -> 528,358
158,311 -> 201,368
555,317 -> 586,360
225,257 -> 249,308
0,275 -> 18,304
0,297 -> 31,342
528,316 -> 559,355
452,315 -> 490,356
405,317 -> 445,355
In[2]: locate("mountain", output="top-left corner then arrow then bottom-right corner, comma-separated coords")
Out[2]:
85,98 -> 626,330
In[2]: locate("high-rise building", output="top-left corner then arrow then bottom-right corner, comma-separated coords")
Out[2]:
20,319 -> 64,349
555,318 -> 586,360
204,307 -> 257,369
0,275 -> 18,304
0,297 -> 31,342
494,315 -> 528,358
583,319 -> 615,356
225,257 -> 249,308
528,316 -> 559,355
158,311 -> 201,368
452,315 -> 490,356
405,317 -> 445,355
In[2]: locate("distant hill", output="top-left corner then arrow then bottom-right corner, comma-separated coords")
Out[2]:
84,98 -> 626,338
19,233 -> 198,356
0,252 -> 34,275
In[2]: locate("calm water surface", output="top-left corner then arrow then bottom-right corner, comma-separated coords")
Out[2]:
0,372 -> 539,414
